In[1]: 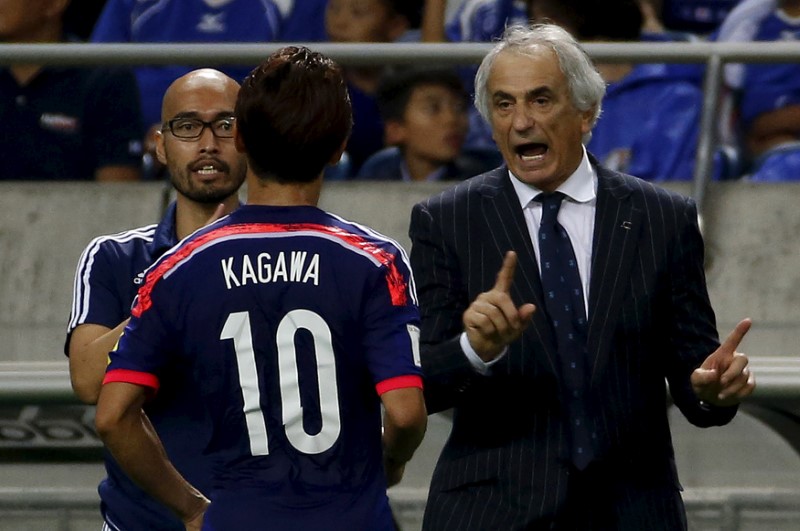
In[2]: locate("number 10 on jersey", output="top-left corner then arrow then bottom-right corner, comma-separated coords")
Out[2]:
220,309 -> 342,456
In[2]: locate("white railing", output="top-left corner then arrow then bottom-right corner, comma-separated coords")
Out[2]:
3,357 -> 798,403
3,40 -> 800,215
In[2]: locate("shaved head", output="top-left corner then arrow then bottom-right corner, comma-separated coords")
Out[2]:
161,68 -> 241,123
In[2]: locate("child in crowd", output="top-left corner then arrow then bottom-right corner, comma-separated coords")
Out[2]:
356,68 -> 501,181
324,0 -> 424,175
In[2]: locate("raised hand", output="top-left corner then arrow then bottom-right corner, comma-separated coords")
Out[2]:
691,318 -> 756,407
463,251 -> 536,361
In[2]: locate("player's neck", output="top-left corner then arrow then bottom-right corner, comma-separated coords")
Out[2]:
175,196 -> 240,239
247,177 -> 322,207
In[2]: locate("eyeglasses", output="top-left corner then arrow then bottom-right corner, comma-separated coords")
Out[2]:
162,116 -> 236,140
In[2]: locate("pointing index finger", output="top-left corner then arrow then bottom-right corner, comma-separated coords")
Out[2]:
718,318 -> 752,358
494,251 -> 518,293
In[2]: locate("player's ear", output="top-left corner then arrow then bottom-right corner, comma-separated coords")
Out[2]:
154,128 -> 168,166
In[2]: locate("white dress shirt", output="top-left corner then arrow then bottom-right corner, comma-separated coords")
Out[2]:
463,148 -> 598,373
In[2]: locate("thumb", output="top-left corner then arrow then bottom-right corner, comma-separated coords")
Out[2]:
519,303 -> 536,323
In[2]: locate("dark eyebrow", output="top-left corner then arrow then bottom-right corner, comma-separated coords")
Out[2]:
492,90 -> 515,101
527,86 -> 555,99
491,86 -> 555,102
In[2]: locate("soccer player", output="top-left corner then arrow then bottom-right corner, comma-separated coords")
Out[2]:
94,46 -> 427,531
66,68 -> 247,529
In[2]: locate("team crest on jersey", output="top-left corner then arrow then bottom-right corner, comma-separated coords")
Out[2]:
197,13 -> 226,33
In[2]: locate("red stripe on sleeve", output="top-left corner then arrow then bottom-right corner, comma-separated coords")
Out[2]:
375,375 -> 423,395
103,369 -> 160,392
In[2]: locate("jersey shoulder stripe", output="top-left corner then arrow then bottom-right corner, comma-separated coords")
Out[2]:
68,224 -> 158,331
328,212 -> 418,306
131,222 -> 410,318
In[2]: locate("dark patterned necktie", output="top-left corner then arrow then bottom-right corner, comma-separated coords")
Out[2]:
535,192 -> 594,469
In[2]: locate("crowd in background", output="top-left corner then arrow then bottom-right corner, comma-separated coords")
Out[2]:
2,0 -> 799,183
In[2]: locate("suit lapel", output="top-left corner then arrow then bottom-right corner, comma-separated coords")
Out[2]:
587,167 -> 643,386
477,168 -> 559,375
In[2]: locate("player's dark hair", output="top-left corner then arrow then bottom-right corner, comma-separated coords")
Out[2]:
236,46 -> 353,183
377,68 -> 468,123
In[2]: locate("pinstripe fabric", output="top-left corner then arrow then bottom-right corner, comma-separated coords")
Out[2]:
409,161 -> 739,530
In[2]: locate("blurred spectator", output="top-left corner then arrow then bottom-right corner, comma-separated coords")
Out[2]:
709,0 -> 775,166
441,0 -> 668,42
356,67 -> 501,181
582,0 -> 704,181
747,141 -> 800,181
737,1 -> 800,155
1,0 -> 143,181
91,0 -> 282,139
718,0 -> 800,180
324,0 -> 424,175
716,0 -> 775,90
278,0 -> 328,41
279,0 -> 430,42
658,0 -> 741,35
63,0 -> 107,41
421,0 -> 530,150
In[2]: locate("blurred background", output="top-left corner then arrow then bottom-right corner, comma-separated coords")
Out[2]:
2,0 -> 800,529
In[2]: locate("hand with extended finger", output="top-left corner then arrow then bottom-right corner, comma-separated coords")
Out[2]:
691,318 -> 756,407
463,251 -> 536,362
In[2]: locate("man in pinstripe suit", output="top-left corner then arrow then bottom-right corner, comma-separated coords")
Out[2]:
409,23 -> 756,530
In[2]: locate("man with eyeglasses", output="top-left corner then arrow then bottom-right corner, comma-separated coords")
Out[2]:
65,68 -> 247,531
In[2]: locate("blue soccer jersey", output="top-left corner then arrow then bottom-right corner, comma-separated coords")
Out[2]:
66,203 -> 214,530
105,205 -> 422,530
